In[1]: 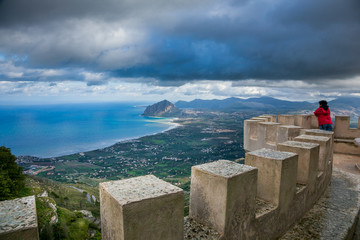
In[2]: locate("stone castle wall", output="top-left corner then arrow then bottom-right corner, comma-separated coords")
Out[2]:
333,116 -> 360,156
99,113 -> 336,239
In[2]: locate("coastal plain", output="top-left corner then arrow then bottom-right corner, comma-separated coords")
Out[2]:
18,110 -> 257,185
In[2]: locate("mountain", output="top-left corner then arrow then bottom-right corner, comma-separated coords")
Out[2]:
175,97 -> 313,111
329,96 -> 360,109
142,100 -> 181,117
328,96 -> 360,120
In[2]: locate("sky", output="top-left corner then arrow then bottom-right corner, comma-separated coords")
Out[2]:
0,0 -> 360,104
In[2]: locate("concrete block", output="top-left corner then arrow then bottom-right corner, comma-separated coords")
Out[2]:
294,115 -> 312,129
244,120 -> 263,152
334,116 -> 350,139
334,116 -> 360,139
310,115 -> 319,129
100,175 -> 184,240
294,135 -> 330,172
251,117 -> 268,122
334,139 -> 360,155
277,125 -> 302,144
258,122 -> 281,150
254,116 -> 271,122
259,115 -> 277,122
278,115 -> 295,125
305,129 -> 334,160
277,141 -> 319,185
0,196 -> 39,240
189,160 -> 257,237
304,129 -> 334,141
245,149 -> 298,208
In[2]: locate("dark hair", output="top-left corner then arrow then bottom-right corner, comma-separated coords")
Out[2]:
319,100 -> 329,110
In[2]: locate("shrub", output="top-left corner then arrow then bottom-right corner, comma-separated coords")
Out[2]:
0,146 -> 25,200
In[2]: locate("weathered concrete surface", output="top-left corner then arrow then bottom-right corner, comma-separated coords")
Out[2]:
189,160 -> 258,239
258,122 -> 281,150
184,217 -> 221,240
335,138 -> 360,156
280,168 -> 360,240
244,119 -> 265,152
0,196 -> 39,240
259,115 -> 277,122
334,116 -> 360,140
294,114 -> 312,129
277,125 -> 302,144
245,148 -> 298,206
311,115 -> 319,129
277,141 -> 319,185
185,160 -> 359,240
334,153 -> 360,175
295,134 -> 331,172
100,175 -> 184,240
278,115 -> 295,125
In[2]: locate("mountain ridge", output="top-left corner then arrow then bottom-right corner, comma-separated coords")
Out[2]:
175,96 -> 314,110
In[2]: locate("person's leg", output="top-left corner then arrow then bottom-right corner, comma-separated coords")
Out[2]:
326,124 -> 333,131
320,124 -> 325,130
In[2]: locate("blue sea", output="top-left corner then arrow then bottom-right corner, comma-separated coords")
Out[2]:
0,103 -> 172,158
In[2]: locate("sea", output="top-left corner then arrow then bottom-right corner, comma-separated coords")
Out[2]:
0,102 -> 174,158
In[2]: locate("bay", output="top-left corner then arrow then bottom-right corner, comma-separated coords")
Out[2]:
0,102 -> 172,158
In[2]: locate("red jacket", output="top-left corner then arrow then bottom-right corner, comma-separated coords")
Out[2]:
314,107 -> 333,126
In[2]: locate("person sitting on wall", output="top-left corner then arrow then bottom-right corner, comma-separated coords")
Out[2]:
314,100 -> 333,131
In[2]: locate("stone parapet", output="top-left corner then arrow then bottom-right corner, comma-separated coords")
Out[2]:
310,115 -> 319,129
277,141 -> 319,185
257,122 -> 281,150
278,115 -> 295,125
99,175 -> 184,240
189,160 -> 257,239
250,117 -> 268,122
0,196 -> 39,240
95,113 -> 340,239
277,125 -> 302,144
334,116 -> 360,139
294,135 -> 331,172
187,135 -> 333,239
280,167 -> 360,240
333,116 -> 360,155
259,115 -> 277,122
245,149 -> 297,207
294,114 -> 312,129
244,119 -> 264,152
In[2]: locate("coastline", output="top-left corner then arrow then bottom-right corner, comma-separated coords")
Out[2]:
109,117 -> 181,144
18,117 -> 182,159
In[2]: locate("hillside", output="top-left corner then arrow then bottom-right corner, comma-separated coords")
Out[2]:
142,100 -> 181,117
25,176 -> 101,240
329,96 -> 360,120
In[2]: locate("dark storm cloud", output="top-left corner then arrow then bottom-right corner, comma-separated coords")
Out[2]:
0,0 -> 359,84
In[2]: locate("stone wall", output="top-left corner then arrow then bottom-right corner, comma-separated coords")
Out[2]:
97,113 -> 334,240
333,116 -> 360,155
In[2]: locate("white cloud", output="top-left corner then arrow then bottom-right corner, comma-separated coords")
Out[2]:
7,72 -> 24,78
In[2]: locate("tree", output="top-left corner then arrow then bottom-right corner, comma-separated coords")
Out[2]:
0,146 -> 25,200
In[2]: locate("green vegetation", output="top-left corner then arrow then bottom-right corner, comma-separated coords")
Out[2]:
0,146 -> 29,200
20,110 -> 252,185
23,176 -> 101,239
